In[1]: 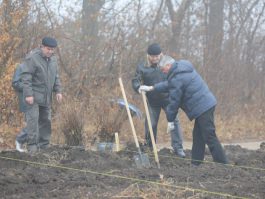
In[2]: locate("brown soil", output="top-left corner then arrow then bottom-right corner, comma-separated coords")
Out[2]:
0,143 -> 265,199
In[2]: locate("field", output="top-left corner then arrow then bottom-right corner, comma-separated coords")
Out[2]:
0,143 -> 265,199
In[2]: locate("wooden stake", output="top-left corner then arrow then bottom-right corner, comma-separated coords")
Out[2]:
115,132 -> 120,152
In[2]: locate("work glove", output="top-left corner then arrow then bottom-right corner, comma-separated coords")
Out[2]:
138,85 -> 154,93
167,122 -> 175,133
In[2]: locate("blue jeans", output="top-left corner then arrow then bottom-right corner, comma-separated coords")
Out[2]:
145,103 -> 183,150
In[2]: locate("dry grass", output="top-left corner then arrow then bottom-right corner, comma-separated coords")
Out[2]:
149,106 -> 265,144
111,182 -> 203,199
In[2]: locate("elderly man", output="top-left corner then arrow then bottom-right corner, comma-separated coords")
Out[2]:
132,43 -> 185,158
141,55 -> 228,165
20,36 -> 62,153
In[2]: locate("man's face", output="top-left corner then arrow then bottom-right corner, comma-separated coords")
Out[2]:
148,53 -> 163,65
161,64 -> 171,74
41,46 -> 55,57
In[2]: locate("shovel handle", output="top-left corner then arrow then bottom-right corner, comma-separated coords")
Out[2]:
118,78 -> 140,148
141,92 -> 160,168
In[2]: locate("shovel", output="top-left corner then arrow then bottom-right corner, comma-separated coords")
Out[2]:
118,77 -> 151,168
141,92 -> 160,168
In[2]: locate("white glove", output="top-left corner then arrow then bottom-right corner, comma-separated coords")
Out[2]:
138,85 -> 154,93
167,122 -> 175,133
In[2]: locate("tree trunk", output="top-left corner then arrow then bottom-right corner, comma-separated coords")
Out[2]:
204,0 -> 224,89
165,0 -> 192,56
77,0 -> 105,95
82,0 -> 105,44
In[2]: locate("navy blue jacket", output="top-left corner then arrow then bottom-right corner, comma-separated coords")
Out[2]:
154,60 -> 217,121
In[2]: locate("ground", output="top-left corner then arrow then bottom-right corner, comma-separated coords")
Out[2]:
0,143 -> 265,199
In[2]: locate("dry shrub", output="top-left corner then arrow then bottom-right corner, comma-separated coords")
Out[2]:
0,63 -> 24,126
0,63 -> 24,149
90,97 -> 128,143
56,97 -> 85,146
150,103 -> 265,146
215,105 -> 265,142
79,74 -> 131,143
52,74 -> 132,147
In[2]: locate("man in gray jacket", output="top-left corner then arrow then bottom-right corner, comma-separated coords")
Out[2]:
132,43 -> 185,158
141,55 -> 228,165
21,37 -> 62,153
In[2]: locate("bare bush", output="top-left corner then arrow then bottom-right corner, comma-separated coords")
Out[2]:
90,98 -> 128,143
57,97 -> 85,146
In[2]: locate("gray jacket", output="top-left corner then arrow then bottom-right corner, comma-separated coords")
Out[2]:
154,60 -> 217,121
21,48 -> 62,107
12,63 -> 26,112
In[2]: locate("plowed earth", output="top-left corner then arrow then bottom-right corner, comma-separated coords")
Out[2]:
0,143 -> 265,199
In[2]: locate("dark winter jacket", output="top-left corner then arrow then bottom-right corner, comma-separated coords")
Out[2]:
154,60 -> 217,121
21,48 -> 62,107
132,63 -> 169,106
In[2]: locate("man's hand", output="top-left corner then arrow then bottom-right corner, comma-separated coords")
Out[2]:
167,122 -> 175,133
25,96 -> 34,105
56,93 -> 63,103
138,85 -> 154,93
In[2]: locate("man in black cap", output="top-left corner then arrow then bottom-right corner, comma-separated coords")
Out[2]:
18,36 -> 62,153
132,43 -> 185,157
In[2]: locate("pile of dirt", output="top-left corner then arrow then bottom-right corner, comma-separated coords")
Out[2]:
0,143 -> 265,198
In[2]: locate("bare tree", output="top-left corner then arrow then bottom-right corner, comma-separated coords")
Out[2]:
81,0 -> 105,53
0,0 -> 29,75
1,0 -> 264,116
165,0 -> 192,55
204,0 -> 224,89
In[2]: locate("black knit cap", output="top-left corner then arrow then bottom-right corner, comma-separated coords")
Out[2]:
42,37 -> 57,48
147,43 -> 162,55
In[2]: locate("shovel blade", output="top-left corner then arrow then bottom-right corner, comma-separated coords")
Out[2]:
133,153 -> 151,168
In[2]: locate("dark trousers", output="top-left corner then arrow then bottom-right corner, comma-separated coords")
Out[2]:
191,106 -> 228,165
145,103 -> 183,150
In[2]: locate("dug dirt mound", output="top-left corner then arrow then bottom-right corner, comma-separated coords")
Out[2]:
0,144 -> 265,199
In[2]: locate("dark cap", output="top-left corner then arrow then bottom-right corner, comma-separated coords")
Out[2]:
147,43 -> 162,55
42,37 -> 57,48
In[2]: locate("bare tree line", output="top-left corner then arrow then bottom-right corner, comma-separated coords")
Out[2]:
1,0 -> 264,116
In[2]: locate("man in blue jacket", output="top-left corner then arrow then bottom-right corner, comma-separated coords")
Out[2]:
132,44 -> 185,158
141,55 -> 228,165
